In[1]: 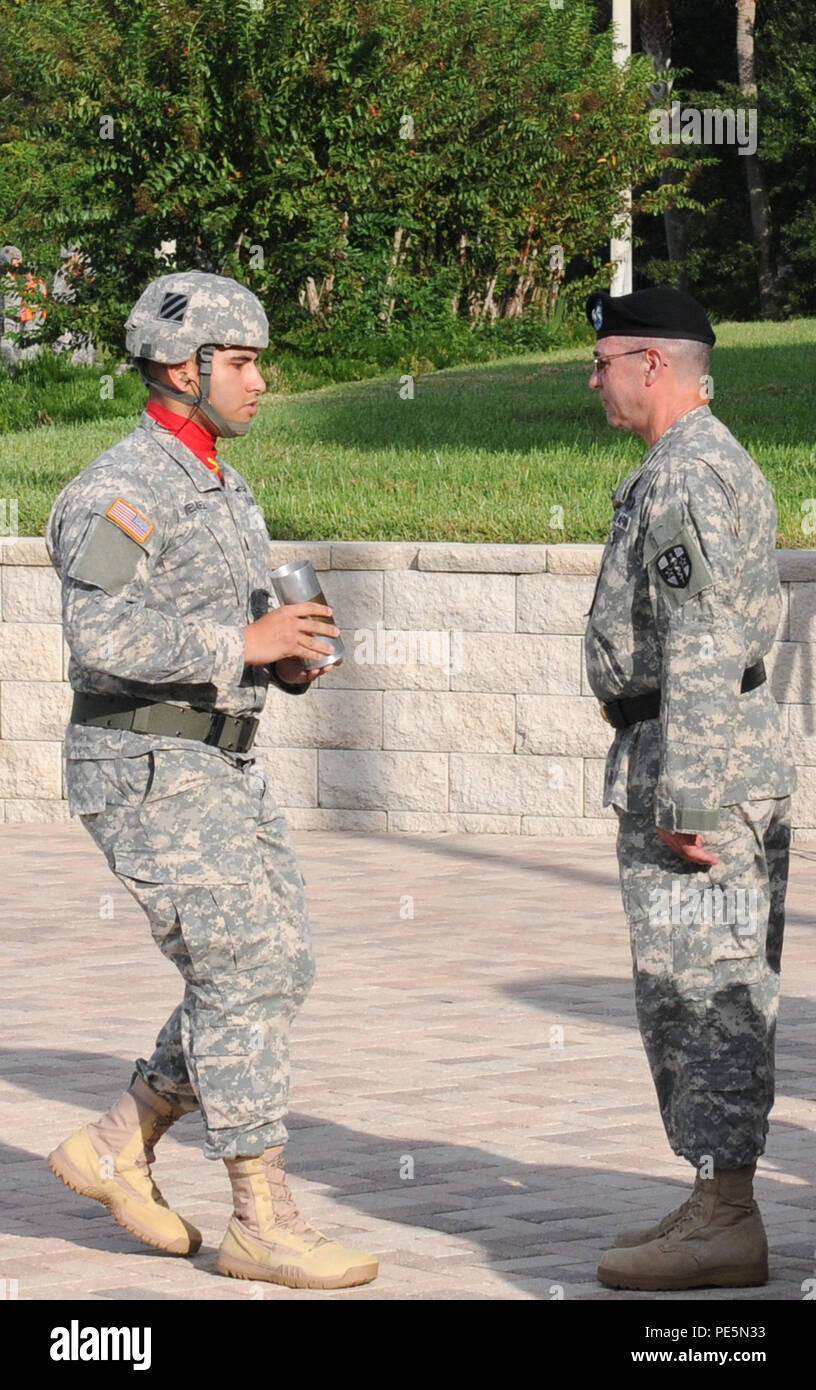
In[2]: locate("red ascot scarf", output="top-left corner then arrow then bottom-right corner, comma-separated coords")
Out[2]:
146,399 -> 223,483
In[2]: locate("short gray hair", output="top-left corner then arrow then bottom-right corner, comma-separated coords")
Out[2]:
620,335 -> 712,384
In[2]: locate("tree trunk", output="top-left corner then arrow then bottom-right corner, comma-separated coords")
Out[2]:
450,232 -> 468,316
322,210 -> 349,317
545,242 -> 565,316
502,262 -> 538,319
501,217 -> 537,318
471,273 -> 498,324
300,276 -> 322,316
381,225 -> 404,324
736,0 -> 777,316
638,0 -> 686,277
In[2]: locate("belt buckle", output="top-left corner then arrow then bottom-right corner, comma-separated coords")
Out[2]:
205,711 -> 227,746
235,718 -> 257,754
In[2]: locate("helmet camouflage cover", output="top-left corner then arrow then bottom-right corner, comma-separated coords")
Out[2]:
125,270 -> 268,361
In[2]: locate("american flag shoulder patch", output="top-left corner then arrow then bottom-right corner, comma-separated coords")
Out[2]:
105,497 -> 155,545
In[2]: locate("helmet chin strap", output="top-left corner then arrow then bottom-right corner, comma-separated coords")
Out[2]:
193,344 -> 250,438
135,344 -> 251,439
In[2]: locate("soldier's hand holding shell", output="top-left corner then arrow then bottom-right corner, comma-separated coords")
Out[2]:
243,602 -> 339,667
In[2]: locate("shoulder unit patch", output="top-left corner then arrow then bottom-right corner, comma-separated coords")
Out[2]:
656,543 -> 691,589
158,290 -> 189,323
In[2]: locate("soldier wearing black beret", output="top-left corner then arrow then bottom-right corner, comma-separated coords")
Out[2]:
587,286 -> 716,345
583,285 -> 795,1291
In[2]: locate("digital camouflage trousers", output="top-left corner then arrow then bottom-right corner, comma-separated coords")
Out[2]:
615,796 -> 791,1170
69,744 -> 316,1159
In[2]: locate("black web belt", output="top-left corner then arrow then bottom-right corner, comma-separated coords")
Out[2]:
600,659 -> 767,731
70,692 -> 259,753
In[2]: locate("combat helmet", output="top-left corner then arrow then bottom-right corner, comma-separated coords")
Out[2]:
125,270 -> 268,437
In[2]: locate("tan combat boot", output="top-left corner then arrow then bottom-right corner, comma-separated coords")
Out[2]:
612,1169 -> 705,1247
216,1146 -> 379,1290
48,1074 -> 201,1256
597,1165 -> 768,1291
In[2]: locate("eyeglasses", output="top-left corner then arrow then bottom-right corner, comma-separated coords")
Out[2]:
590,347 -> 650,376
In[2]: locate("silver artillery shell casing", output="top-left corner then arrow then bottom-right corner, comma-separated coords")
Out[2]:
267,559 -> 346,670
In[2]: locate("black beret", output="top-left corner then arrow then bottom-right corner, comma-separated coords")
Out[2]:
585,287 -> 715,346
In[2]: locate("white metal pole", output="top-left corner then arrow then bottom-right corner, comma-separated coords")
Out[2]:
610,0 -> 633,296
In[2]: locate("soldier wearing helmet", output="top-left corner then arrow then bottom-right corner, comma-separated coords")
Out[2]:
1,243 -> 48,364
44,271 -> 378,1290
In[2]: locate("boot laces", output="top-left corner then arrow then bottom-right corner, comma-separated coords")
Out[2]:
660,1189 -> 711,1241
655,1190 -> 698,1237
261,1151 -> 331,1247
125,1113 -> 174,1207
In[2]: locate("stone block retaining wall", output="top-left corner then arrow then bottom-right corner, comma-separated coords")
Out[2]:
2,536 -> 816,840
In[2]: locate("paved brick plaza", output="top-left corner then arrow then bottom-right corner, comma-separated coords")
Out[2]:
2,821 -> 815,1302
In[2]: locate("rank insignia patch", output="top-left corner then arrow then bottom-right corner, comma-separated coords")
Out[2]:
657,543 -> 691,588
106,497 -> 155,545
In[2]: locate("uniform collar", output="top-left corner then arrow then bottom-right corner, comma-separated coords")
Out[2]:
145,398 -> 219,466
649,402 -> 711,455
138,410 -> 226,492
612,406 -> 713,510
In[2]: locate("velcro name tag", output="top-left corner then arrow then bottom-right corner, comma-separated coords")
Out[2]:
106,497 -> 154,545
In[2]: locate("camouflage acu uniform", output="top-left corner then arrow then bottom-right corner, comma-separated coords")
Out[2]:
46,411 -> 315,1160
1,269 -> 35,366
584,403 -> 795,1168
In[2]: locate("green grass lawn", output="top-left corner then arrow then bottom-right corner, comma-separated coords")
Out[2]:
3,318 -> 815,545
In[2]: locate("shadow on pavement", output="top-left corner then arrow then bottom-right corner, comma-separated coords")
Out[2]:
1,1048 -> 813,1301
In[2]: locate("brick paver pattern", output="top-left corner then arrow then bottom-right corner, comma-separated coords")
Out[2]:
1,826 -> 814,1302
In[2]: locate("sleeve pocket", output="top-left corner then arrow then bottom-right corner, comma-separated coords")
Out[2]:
66,514 -> 146,596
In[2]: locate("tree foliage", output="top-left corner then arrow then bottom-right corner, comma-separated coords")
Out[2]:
0,0 -> 684,352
